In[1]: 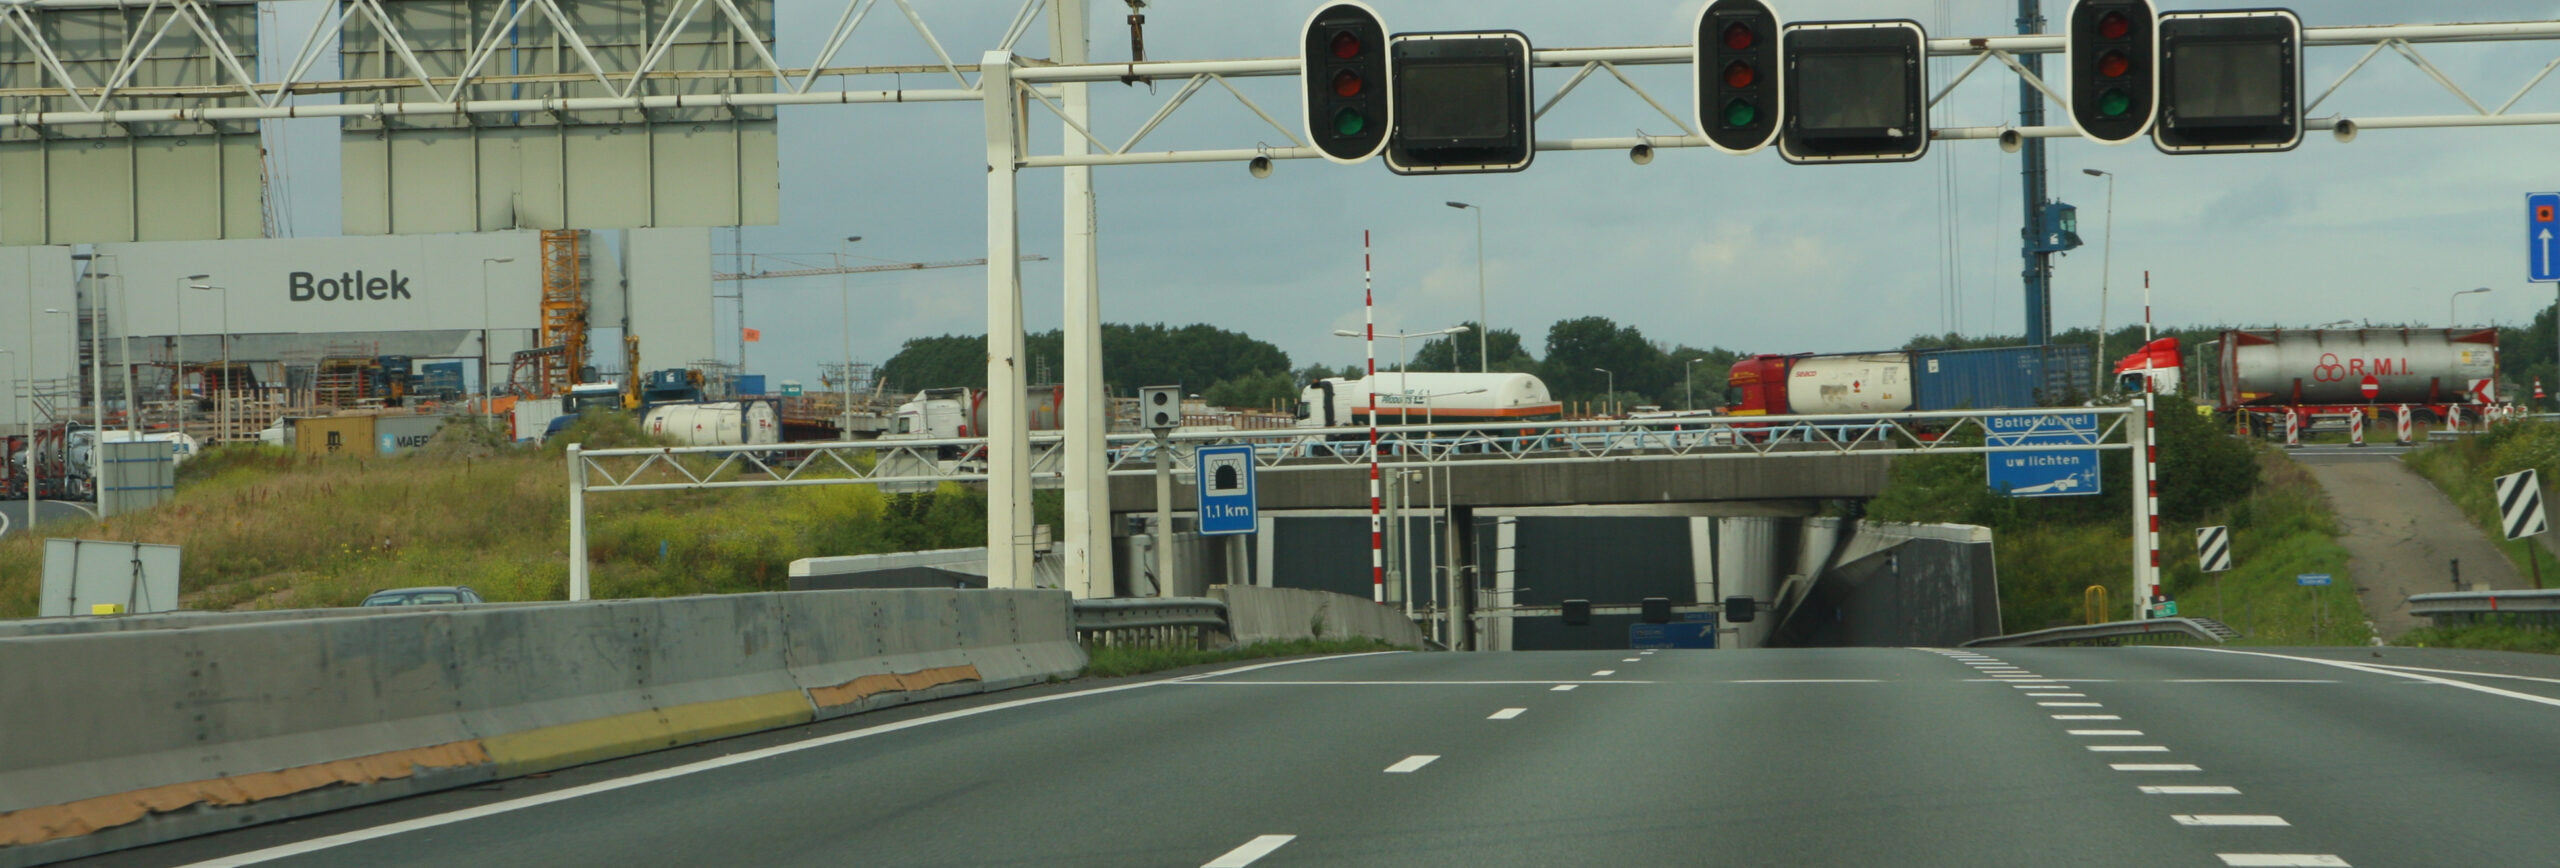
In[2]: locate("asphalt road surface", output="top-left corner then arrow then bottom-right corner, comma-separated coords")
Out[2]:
76,646 -> 2560,868
2294,450 -> 2524,639
0,499 -> 93,539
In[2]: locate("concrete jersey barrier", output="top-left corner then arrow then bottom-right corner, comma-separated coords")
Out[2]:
0,589 -> 1082,867
1211,584 -> 1428,648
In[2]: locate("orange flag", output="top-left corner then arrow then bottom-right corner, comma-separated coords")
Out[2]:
742,327 -> 762,343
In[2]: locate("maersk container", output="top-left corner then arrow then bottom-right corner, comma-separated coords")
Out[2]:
644,400 -> 782,447
1911,344 -> 2094,411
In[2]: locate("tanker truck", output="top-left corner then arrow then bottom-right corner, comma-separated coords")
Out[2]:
641,400 -> 783,447
2112,329 -> 2499,430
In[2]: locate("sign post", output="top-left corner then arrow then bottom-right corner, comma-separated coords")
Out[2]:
2298,572 -> 2331,641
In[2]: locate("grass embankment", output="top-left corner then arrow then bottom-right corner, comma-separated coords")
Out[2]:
1084,638 -> 1404,678
0,414 -> 1048,618
2397,621 -> 2560,653
2401,425 -> 2560,583
1867,397 -> 2363,644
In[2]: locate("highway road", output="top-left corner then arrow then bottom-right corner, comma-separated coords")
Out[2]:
74,646 -> 2560,868
0,499 -> 94,538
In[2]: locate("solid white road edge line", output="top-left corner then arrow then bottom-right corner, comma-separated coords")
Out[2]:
177,652 -> 1404,867
1204,834 -> 1299,868
2162,646 -> 2560,710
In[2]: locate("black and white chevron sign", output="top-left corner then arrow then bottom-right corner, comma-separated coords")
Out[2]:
2495,469 -> 2549,541
2194,525 -> 2232,573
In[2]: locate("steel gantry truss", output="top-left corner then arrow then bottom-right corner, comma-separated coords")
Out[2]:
563,405 -> 2144,601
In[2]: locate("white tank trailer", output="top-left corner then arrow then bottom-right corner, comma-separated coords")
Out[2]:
2219,328 -> 2498,409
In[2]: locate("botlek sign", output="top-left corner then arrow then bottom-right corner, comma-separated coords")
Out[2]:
1985,412 -> 2102,497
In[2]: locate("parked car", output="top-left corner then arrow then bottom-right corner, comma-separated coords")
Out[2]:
359,586 -> 484,606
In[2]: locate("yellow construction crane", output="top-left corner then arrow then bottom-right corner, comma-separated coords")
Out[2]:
712,254 -> 1047,282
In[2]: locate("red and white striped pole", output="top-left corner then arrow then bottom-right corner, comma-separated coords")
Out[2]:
2133,395 -> 2162,618
1365,230 -> 1384,604
2397,404 -> 2413,446
2284,408 -> 2300,448
2349,408 -> 2366,447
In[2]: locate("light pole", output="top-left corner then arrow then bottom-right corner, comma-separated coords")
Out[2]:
1684,358 -> 1707,411
2450,287 -> 2492,327
837,236 -> 862,425
172,273 -> 207,431
1336,325 -> 1468,424
1445,201 -> 1488,372
479,257 -> 516,433
189,285 -> 228,446
1594,367 -> 1615,417
2083,168 -> 2116,388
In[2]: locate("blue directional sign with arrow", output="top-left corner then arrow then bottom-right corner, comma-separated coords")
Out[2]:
2532,192 -> 2559,283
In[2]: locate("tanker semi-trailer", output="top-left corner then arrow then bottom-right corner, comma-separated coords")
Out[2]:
641,400 -> 783,447
2218,328 -> 2497,410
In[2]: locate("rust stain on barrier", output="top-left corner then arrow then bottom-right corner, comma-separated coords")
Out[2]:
0,741 -> 490,848
807,665 -> 982,709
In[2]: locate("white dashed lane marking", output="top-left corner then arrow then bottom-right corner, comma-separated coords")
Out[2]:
2028,692 -> 2086,698
1591,670 -> 1616,677
2053,714 -> 2121,720
1202,835 -> 1296,867
2174,814 -> 2288,827
1621,657 -> 1640,662
2087,745 -> 2171,752
1550,685 -> 1577,692
1383,755 -> 1439,774
2067,729 -> 2144,736
2142,785 -> 2241,795
2112,764 -> 2203,771
1487,708 -> 1525,720
2039,701 -> 2104,707
2218,855 -> 2349,867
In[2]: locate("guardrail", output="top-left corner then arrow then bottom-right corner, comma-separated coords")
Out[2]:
1962,617 -> 2242,647
2407,589 -> 2560,627
1072,596 -> 1229,649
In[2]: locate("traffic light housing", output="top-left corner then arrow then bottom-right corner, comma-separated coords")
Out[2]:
1301,2 -> 1391,164
1385,31 -> 1535,175
1779,20 -> 1929,164
1561,599 -> 1592,627
2066,0 -> 2157,144
1694,0 -> 1782,155
2154,9 -> 2302,154
1140,385 -> 1182,431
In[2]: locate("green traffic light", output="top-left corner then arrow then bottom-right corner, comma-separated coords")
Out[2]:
1334,108 -> 1367,137
1723,99 -> 1758,128
2098,89 -> 2131,118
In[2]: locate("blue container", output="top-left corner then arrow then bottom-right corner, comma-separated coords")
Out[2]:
1911,345 -> 2094,411
736,374 -> 767,396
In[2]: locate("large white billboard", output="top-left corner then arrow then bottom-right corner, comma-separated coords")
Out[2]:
93,232 -> 546,338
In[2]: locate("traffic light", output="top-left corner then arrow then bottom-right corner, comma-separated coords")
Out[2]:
2066,0 -> 2157,144
1723,595 -> 1758,623
1140,386 -> 1181,431
1385,31 -> 1534,175
2154,9 -> 2301,154
1779,20 -> 1928,164
1300,2 -> 1391,164
1694,0 -> 1782,155
1561,599 -> 1592,627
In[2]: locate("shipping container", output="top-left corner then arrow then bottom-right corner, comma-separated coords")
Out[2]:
294,416 -> 376,458
736,374 -> 767,396
1911,344 -> 2094,411
374,415 -> 449,454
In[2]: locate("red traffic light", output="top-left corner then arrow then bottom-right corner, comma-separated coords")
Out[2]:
1333,69 -> 1363,98
2098,50 -> 2131,78
2099,11 -> 2130,39
1724,61 -> 1757,89
1724,22 -> 1755,51
1331,30 -> 1364,59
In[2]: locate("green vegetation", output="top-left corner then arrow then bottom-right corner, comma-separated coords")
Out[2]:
2403,423 -> 2560,582
1867,395 -> 2365,643
2396,621 -> 2560,653
1082,638 -> 1404,678
0,414 -> 1041,618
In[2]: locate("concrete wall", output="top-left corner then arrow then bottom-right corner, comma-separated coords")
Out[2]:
1211,585 -> 1427,648
0,589 -> 1081,867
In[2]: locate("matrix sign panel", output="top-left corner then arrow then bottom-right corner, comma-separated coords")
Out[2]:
1386,31 -> 1534,175
1780,21 -> 1929,164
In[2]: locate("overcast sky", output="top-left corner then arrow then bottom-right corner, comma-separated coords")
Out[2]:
262,0 -> 2560,386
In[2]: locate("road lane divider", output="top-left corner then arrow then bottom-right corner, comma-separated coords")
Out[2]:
1488,708 -> 1526,720
1204,834 -> 1298,867
2174,815 -> 2289,827
2218,855 -> 2349,866
2112,764 -> 2203,771
2142,786 -> 2240,795
1383,755 -> 1440,774
2087,745 -> 2172,752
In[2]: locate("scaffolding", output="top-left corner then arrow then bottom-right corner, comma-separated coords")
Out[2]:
533,229 -> 589,396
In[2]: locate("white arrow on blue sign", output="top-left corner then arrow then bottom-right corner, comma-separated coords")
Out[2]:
2532,192 -> 2560,283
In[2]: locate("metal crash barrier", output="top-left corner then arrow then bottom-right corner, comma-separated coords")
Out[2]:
1963,617 -> 2242,647
1073,596 -> 1230,649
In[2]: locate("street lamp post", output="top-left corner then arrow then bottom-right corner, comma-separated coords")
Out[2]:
479,257 -> 516,434
189,286 -> 228,446
1445,201 -> 1488,372
1594,367 -> 1615,417
2450,287 -> 2492,327
2084,168 -> 2116,388
837,236 -> 862,426
1684,358 -> 1706,411
172,273 -> 207,432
